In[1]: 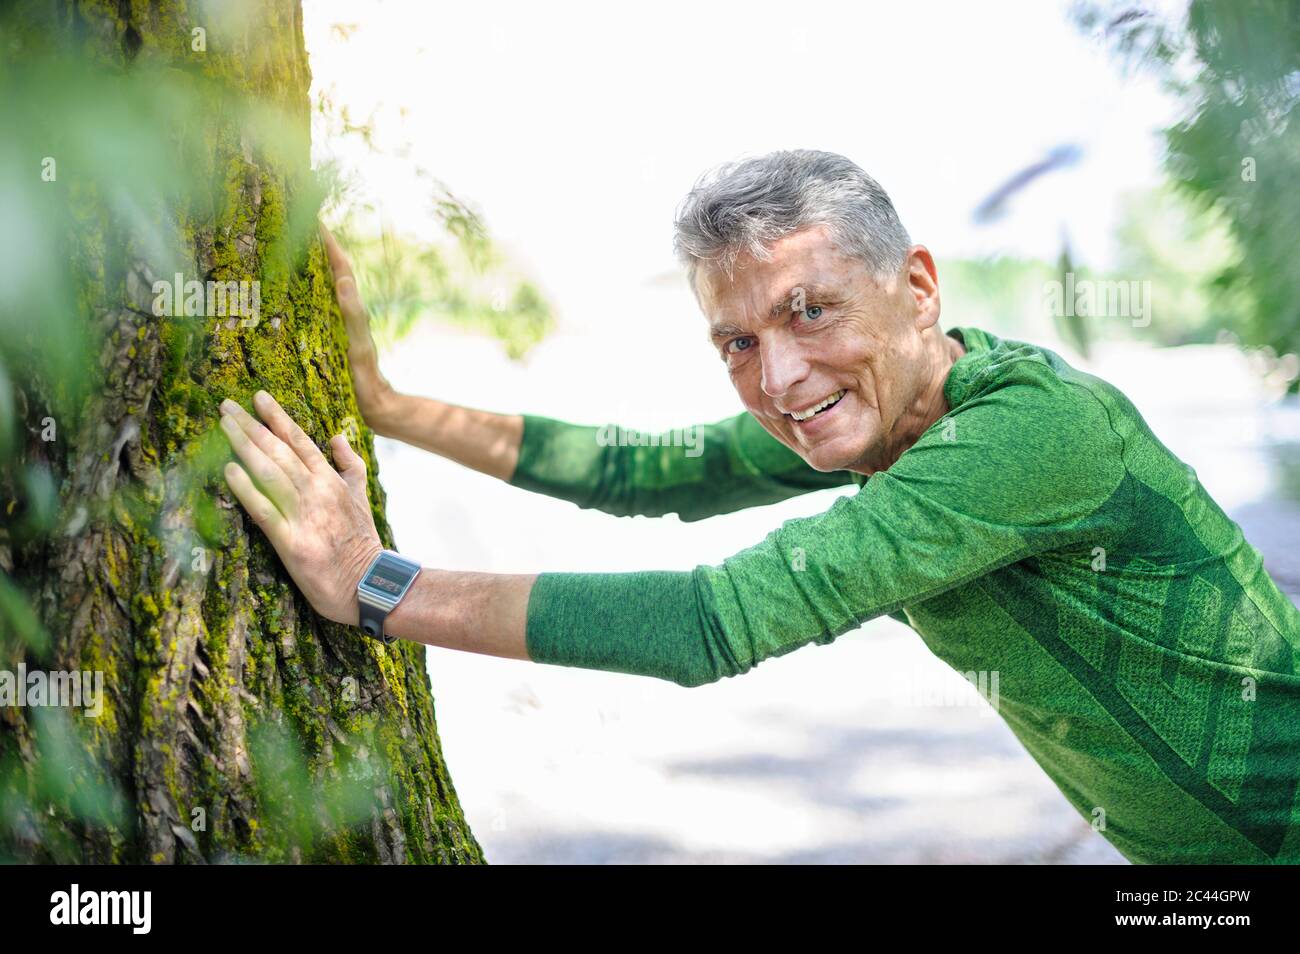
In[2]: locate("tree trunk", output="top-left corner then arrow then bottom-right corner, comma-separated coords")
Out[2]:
0,0 -> 484,864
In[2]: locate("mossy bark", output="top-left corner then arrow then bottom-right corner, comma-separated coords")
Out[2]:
0,0 -> 484,863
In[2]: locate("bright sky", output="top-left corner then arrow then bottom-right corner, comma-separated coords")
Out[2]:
303,0 -> 1179,333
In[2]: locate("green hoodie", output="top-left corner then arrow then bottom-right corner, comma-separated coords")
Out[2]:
509,326 -> 1300,864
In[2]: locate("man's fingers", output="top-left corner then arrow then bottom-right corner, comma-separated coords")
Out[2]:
320,223 -> 370,327
323,241 -> 380,369
331,432 -> 368,495
320,222 -> 353,280
219,407 -> 301,514
223,461 -> 288,545
336,274 -> 366,322
220,397 -> 312,488
251,390 -> 331,476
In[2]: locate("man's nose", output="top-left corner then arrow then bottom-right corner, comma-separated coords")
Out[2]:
759,335 -> 810,399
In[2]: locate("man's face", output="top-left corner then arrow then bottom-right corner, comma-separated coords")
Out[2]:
696,225 -> 940,474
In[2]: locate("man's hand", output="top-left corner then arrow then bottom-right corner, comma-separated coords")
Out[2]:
219,390 -> 383,628
320,222 -> 399,430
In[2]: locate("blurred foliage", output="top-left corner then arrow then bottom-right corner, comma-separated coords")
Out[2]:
1112,183 -> 1248,346
311,40 -> 554,360
326,211 -> 553,361
0,708 -> 128,864
1073,0 -> 1300,386
938,235 -> 1259,358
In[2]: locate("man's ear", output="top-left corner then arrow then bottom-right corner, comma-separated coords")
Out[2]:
904,245 -> 941,331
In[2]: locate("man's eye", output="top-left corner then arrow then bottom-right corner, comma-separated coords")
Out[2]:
803,305 -> 823,320
725,338 -> 753,355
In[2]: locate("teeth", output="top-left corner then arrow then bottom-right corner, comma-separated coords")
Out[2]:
790,390 -> 845,421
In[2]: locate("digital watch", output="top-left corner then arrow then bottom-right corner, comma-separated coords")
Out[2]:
356,549 -> 422,644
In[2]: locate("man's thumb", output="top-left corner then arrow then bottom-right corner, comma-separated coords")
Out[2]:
331,433 -> 367,492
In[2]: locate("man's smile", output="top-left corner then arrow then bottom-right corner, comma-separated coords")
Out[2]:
783,389 -> 847,421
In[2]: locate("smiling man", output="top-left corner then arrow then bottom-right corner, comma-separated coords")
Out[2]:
220,150 -> 1300,864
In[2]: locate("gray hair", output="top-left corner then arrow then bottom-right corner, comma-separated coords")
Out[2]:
672,149 -> 912,289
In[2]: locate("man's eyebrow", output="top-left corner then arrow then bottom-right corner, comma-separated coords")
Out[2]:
709,322 -> 746,341
769,283 -> 835,317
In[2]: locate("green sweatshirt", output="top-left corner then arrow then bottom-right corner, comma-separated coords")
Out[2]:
509,326 -> 1300,864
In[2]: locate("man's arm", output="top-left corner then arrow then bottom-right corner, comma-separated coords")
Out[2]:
219,371 -> 1126,681
370,391 -> 525,483
520,377 -> 1131,686
382,567 -> 535,660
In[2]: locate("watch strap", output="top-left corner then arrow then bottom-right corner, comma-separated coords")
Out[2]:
359,598 -> 396,645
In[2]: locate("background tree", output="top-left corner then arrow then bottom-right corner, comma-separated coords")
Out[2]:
1073,0 -> 1300,388
0,0 -> 487,863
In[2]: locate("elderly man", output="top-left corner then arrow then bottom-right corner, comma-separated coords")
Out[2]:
218,150 -> 1300,865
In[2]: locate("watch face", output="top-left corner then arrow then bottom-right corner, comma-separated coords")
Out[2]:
365,554 -> 416,597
